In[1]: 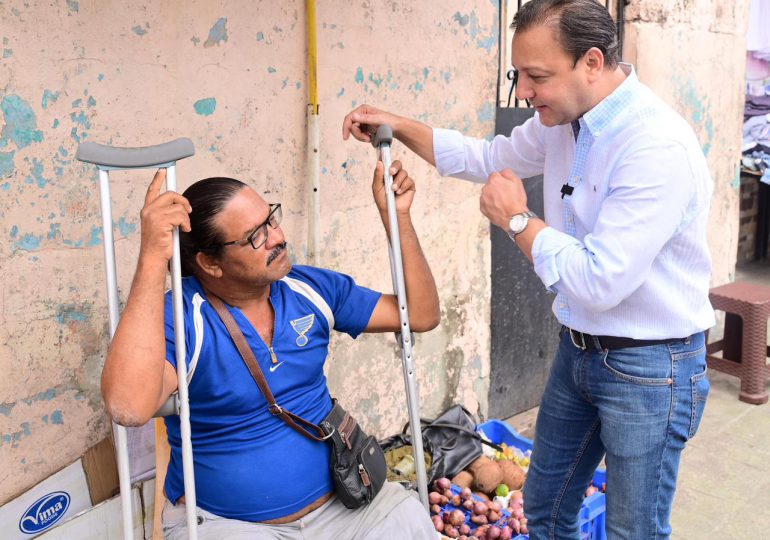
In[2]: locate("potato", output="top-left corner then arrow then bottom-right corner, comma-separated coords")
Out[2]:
452,470 -> 474,489
499,459 -> 526,491
472,461 -> 503,493
468,455 -> 494,475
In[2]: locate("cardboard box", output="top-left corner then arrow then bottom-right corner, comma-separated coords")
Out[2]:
37,485 -> 145,540
1,436 -> 120,539
0,459 -> 92,539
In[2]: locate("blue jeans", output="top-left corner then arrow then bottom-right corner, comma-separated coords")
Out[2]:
523,329 -> 709,540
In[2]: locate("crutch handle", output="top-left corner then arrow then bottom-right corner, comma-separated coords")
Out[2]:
154,394 -> 179,417
76,138 -> 195,169
372,125 -> 393,148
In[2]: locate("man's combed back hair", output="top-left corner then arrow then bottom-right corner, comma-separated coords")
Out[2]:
511,0 -> 620,68
180,177 -> 247,277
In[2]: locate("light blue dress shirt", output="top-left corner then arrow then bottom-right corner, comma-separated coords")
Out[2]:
433,65 -> 715,339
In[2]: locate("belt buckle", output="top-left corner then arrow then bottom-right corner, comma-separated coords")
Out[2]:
569,328 -> 587,350
268,404 -> 284,416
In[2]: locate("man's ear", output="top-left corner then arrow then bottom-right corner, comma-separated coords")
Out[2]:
583,47 -> 605,80
195,251 -> 223,278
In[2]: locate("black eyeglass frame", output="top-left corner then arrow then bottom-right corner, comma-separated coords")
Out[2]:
208,203 -> 282,252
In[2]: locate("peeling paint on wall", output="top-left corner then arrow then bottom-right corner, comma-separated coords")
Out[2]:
194,97 -> 217,116
1,95 -> 44,149
204,18 -> 228,47
0,151 -> 14,177
676,75 -> 716,156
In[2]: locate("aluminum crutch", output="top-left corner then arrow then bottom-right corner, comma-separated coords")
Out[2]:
372,125 -> 429,509
75,139 -> 198,540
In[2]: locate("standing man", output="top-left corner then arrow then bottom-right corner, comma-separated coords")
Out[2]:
342,1 -> 714,538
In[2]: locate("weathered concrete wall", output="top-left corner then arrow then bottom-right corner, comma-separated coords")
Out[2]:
0,0 -> 496,503
0,0 -> 748,505
622,0 -> 750,286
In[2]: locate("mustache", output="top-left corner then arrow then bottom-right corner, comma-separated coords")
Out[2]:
266,242 -> 287,266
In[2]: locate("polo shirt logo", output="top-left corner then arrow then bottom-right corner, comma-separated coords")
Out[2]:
290,314 -> 315,346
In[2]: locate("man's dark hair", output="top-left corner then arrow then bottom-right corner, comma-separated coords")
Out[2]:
511,0 -> 619,68
179,177 -> 247,277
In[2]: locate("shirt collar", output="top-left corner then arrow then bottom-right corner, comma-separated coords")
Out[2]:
581,63 -> 638,137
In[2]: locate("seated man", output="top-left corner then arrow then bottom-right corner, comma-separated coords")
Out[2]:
101,160 -> 440,539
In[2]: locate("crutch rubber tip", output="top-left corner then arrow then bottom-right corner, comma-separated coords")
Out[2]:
372,124 -> 393,148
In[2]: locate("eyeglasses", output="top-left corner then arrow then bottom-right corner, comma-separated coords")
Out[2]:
218,203 -> 282,251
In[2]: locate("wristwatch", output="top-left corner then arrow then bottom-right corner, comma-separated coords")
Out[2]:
507,211 -> 537,242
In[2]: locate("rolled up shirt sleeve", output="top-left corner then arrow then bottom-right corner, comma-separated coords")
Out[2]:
531,227 -> 582,292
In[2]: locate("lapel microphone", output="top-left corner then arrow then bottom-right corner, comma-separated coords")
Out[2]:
561,184 -> 574,199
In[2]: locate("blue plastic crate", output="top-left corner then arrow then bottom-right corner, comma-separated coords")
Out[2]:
476,419 -> 607,540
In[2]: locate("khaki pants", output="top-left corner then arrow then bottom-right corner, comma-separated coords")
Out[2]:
162,481 -> 436,540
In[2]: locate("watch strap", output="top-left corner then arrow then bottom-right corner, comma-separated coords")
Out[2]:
508,211 -> 537,242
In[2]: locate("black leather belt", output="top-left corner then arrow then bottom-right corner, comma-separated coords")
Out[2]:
565,326 -> 683,351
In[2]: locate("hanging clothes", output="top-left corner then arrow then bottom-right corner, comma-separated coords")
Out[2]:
748,0 -> 770,60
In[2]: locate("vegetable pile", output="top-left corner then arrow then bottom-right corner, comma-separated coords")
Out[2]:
429,476 -> 525,539
429,450 -> 605,539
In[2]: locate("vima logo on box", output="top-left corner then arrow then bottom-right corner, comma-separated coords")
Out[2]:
18,491 -> 71,534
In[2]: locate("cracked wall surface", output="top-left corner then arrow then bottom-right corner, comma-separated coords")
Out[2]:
0,0 -> 748,504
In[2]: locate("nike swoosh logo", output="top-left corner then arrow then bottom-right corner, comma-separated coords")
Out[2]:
269,361 -> 285,373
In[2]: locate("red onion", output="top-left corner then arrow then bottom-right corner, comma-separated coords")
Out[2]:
444,525 -> 460,538
470,514 -> 488,525
435,477 -> 452,491
487,525 -> 502,540
449,509 -> 466,527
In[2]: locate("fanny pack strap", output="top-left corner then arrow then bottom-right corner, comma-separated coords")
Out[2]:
205,291 -> 329,443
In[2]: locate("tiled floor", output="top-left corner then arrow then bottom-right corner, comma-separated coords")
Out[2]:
505,259 -> 770,539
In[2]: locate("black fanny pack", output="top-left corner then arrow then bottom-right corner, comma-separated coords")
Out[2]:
320,400 -> 387,508
207,293 -> 386,509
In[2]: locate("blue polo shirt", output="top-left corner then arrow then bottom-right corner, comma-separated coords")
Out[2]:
162,265 -> 381,522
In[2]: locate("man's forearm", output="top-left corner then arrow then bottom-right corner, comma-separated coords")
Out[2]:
393,117 -> 436,168
102,256 -> 170,425
512,218 -> 548,263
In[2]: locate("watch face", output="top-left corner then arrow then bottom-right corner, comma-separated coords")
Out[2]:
509,214 -> 527,234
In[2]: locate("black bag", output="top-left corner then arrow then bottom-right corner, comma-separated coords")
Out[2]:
403,404 -> 503,483
320,400 -> 387,508
207,293 -> 386,510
